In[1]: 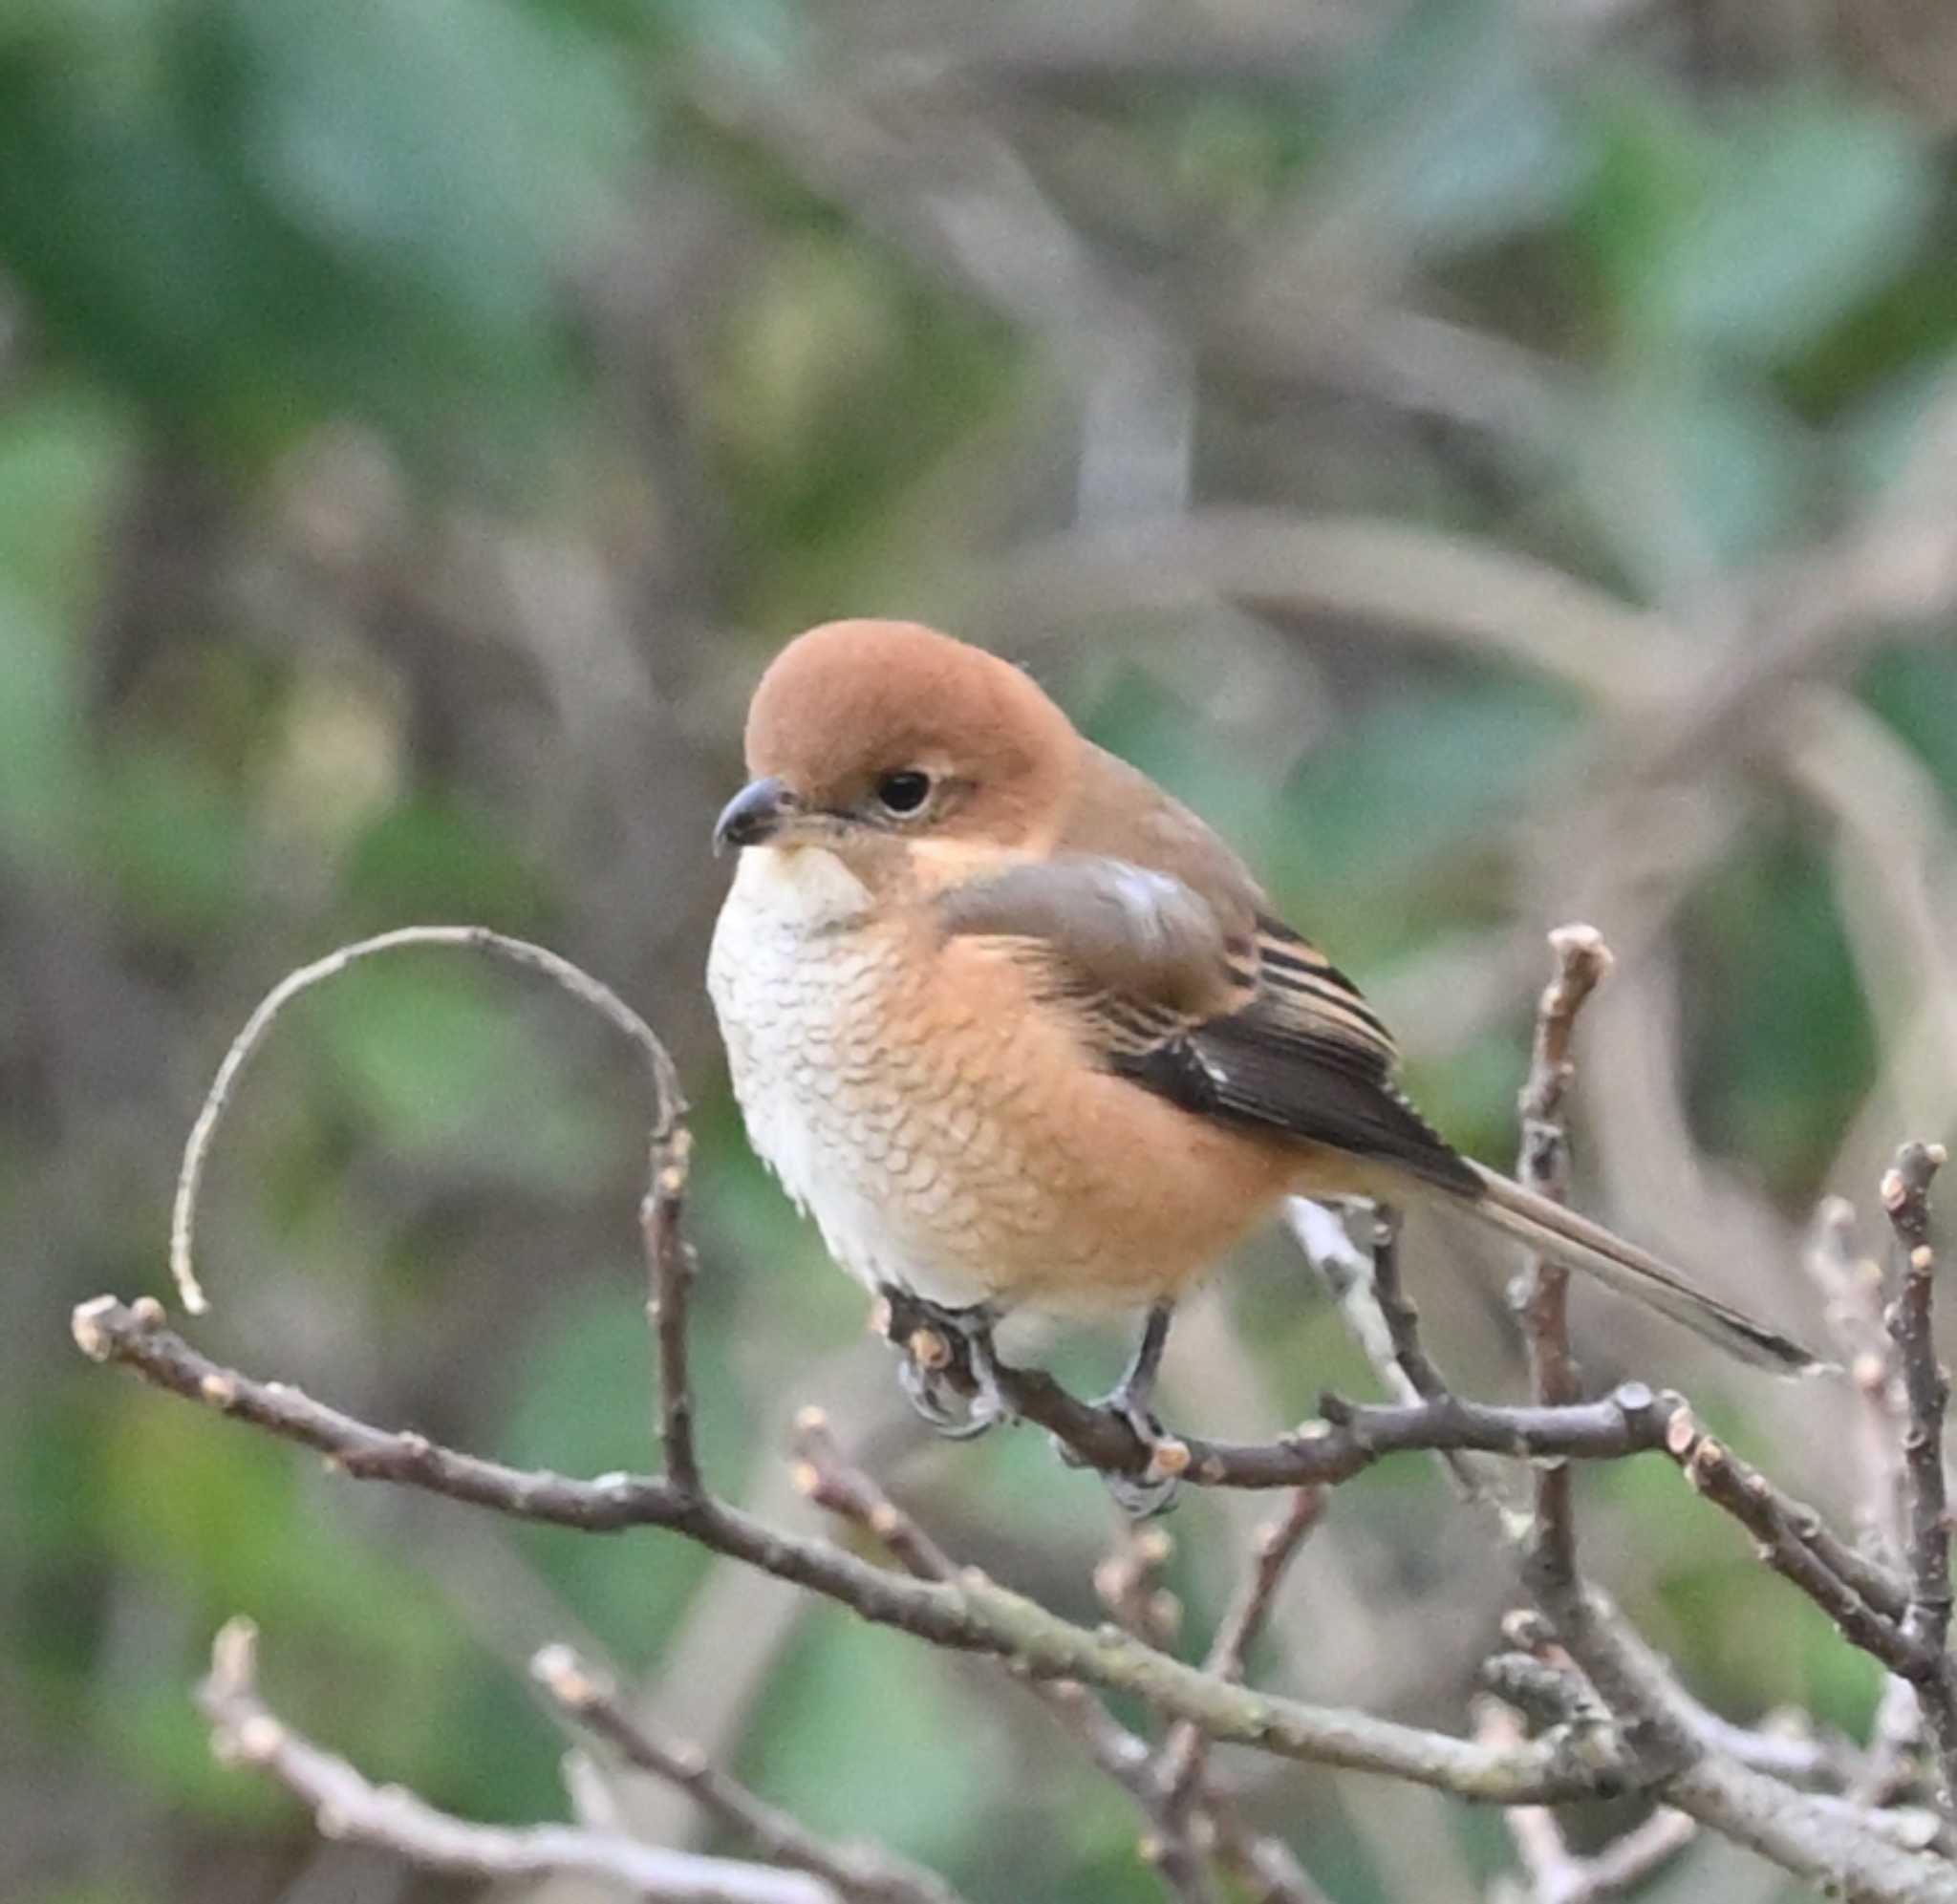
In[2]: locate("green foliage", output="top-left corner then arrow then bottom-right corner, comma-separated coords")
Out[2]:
1682,835 -> 1879,1197
0,0 -> 634,471
1587,81 -> 1931,363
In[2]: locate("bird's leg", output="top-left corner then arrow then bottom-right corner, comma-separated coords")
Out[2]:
1059,1301 -> 1184,1517
879,1287 -> 1016,1440
1101,1299 -> 1174,1443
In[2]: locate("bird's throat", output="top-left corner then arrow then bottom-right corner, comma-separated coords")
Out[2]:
730,843 -> 874,931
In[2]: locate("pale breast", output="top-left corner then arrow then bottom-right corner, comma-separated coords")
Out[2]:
707,848 -> 1015,1308
707,846 -> 1299,1316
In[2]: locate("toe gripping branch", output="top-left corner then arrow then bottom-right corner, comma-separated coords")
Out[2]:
876,1288 -> 1187,1515
878,1287 -> 1014,1442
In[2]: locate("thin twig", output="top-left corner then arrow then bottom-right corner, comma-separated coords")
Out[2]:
1806,1197 -> 1911,1565
1196,1489 -> 1327,1689
168,927 -> 683,1314
196,1619 -> 833,1904
1366,1205 -> 1451,1405
1515,924 -> 1613,1603
82,1287 -> 1688,1496
1284,1198 -> 1498,1501
1664,1401 -> 1928,1672
1002,1356 -> 1679,1490
1491,929 -> 1604,1904
1881,1141 -> 1957,1810
1482,1701 -> 1699,1904
1146,1495 -> 1331,1904
790,1411 -> 1215,1902
1201,1800 -> 1336,1904
1095,1523 -> 1183,1653
788,1410 -> 958,1580
1155,1489 -> 1328,1819
1804,1194 -> 1929,1804
1562,1587 -> 1957,1897
533,1645 -> 964,1904
794,1418 -> 1364,1904
1706,1413 -> 1912,1615
648,1123 -> 704,1498
1551,1809 -> 1697,1904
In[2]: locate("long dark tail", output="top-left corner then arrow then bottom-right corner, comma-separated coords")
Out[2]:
1463,1165 -> 1822,1376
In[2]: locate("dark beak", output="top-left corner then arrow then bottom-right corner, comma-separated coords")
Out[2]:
713,777 -> 795,854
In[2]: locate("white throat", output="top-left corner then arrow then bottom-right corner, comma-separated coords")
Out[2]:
727,844 -> 874,931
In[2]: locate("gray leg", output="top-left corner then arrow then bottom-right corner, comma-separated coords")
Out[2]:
1064,1301 -> 1183,1517
1104,1299 -> 1173,1439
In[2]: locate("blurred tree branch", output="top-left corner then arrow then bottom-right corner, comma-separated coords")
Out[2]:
197,1618 -> 839,1904
69,925 -> 1957,1900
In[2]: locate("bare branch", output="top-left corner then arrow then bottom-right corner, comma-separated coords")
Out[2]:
1806,1195 -> 1910,1563
995,1353 -> 1676,1489
1095,1523 -> 1182,1653
1198,1488 -> 1327,1691
647,1123 -> 704,1498
1664,1401 -> 1927,1673
1156,1488 -> 1327,1818
1285,1197 -> 1502,1499
1806,1193 -> 1932,1805
1881,1141 -> 1957,1809
1532,1590 -> 1957,1901
533,1645 -> 964,1904
1516,924 -> 1614,1602
168,926 -> 684,1315
1481,933 -> 1957,1900
792,1410 -> 1215,1901
1201,1805 -> 1337,1904
82,895 -> 1957,1904
1547,1809 -> 1697,1904
196,1619 -> 833,1904
1366,1205 -> 1452,1407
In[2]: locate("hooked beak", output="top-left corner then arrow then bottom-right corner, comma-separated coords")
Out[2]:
713,776 -> 797,854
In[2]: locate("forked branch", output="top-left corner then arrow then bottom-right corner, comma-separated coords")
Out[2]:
69,929 -> 1957,1904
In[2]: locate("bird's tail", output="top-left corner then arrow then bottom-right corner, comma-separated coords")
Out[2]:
1463,1164 -> 1823,1376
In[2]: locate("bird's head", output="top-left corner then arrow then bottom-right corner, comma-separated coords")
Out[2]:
713,620 -> 1079,877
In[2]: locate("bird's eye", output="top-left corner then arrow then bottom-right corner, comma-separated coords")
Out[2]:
874,770 -> 932,816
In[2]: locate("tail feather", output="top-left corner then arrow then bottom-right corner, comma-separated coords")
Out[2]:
1464,1164 -> 1823,1376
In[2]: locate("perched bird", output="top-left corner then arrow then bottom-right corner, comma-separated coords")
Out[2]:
707,620 -> 1816,1500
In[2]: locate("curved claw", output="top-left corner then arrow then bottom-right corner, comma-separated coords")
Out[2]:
1048,1394 -> 1186,1517
895,1343 -> 1006,1440
1043,1425 -> 1183,1515
1108,1394 -> 1187,1517
1106,1465 -> 1181,1518
882,1288 -> 1019,1441
895,1352 -> 992,1438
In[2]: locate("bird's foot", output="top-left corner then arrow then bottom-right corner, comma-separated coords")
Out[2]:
1061,1381 -> 1190,1517
879,1289 -> 1016,1441
1054,1302 -> 1187,1516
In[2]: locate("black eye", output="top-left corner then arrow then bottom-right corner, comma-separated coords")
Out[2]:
874,770 -> 932,816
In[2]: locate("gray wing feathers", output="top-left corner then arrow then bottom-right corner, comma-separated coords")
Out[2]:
936,857 -> 1236,1014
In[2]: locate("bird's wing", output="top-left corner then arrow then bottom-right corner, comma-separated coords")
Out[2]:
937,853 -> 1478,1194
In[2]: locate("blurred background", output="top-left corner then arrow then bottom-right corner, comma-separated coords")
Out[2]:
9,1 -> 1957,1898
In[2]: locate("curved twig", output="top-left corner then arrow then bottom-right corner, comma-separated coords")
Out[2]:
169,926 -> 683,1314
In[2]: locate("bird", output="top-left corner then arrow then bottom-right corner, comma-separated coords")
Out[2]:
706,618 -> 1817,1506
